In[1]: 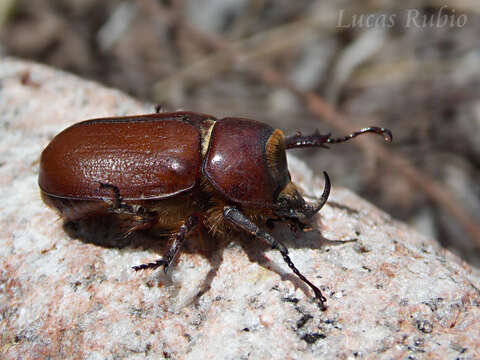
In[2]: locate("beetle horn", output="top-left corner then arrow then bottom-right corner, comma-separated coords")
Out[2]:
302,171 -> 331,219
285,127 -> 392,149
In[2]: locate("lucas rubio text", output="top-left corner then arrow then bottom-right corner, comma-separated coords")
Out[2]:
337,6 -> 468,29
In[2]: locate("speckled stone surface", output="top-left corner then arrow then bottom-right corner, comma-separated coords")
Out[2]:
0,58 -> 479,359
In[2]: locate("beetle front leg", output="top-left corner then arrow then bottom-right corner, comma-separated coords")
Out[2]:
284,127 -> 392,149
132,214 -> 200,273
223,206 -> 327,310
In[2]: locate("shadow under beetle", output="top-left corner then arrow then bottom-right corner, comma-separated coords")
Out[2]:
39,110 -> 392,310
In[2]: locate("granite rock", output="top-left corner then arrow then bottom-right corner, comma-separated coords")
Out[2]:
0,58 -> 479,359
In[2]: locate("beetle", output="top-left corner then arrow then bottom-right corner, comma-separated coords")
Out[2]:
38,110 -> 392,310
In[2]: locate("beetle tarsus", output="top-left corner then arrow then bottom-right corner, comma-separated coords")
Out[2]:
280,250 -> 327,311
132,214 -> 200,274
132,259 -> 169,272
99,183 -> 159,234
99,182 -> 135,213
223,205 -> 327,309
285,126 -> 393,149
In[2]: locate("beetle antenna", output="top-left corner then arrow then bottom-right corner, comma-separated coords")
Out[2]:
285,127 -> 392,149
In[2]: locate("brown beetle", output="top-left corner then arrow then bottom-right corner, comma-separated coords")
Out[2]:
39,110 -> 392,310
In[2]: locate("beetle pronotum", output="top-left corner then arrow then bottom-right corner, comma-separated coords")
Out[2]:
39,111 -> 392,310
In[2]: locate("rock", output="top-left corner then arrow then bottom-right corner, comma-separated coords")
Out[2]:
0,58 -> 479,359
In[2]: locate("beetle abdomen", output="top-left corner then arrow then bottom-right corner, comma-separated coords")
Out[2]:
39,114 -> 203,201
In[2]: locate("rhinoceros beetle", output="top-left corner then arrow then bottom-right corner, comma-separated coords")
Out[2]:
39,110 -> 392,310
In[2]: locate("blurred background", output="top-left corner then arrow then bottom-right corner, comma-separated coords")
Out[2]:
1,0 -> 479,266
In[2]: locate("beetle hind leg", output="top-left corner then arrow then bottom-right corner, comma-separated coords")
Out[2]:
99,182 -> 159,235
132,258 -> 169,272
99,182 -> 135,213
132,214 -> 200,273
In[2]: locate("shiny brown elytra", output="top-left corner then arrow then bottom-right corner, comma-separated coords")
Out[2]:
39,110 -> 392,310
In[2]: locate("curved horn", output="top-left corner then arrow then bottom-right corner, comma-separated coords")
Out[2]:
302,171 -> 330,219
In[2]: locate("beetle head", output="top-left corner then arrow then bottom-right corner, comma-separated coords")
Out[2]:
273,172 -> 330,220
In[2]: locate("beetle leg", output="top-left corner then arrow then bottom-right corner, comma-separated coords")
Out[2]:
99,182 -> 159,235
223,206 -> 327,310
284,127 -> 392,149
99,182 -> 135,214
132,214 -> 200,273
125,210 -> 159,236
